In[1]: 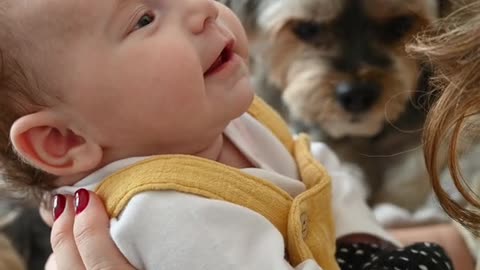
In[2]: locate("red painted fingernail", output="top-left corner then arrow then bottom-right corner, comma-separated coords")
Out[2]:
74,189 -> 90,215
52,194 -> 66,221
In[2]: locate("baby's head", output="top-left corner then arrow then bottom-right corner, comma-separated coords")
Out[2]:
0,0 -> 254,196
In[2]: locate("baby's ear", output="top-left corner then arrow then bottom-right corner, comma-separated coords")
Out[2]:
10,111 -> 103,176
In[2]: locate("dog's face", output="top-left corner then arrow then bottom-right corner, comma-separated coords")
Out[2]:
260,0 -> 439,138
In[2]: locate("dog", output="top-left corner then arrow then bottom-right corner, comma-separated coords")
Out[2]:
220,0 -> 456,227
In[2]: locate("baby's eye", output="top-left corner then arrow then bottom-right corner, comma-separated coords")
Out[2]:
134,12 -> 155,30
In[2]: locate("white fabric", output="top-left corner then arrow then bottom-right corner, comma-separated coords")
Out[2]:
56,113 -> 396,270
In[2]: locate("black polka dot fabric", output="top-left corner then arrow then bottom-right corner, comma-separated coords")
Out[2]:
335,242 -> 454,270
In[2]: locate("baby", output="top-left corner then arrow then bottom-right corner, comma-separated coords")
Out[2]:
0,0 -> 453,269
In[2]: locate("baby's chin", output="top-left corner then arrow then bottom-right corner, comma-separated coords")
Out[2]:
219,79 -> 255,123
236,80 -> 256,115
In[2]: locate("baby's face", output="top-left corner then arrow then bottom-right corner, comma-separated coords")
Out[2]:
23,0 -> 254,157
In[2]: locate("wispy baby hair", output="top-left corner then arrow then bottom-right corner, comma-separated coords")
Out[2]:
0,2 -> 56,201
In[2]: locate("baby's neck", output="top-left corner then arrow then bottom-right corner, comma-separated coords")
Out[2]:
191,133 -> 252,168
216,134 -> 253,169
55,133 -> 252,187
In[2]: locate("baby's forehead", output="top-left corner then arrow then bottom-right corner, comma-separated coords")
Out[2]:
5,0 -> 102,93
12,0 -> 97,44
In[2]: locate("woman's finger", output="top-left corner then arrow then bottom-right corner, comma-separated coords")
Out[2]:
72,189 -> 134,270
50,195 -> 85,270
44,254 -> 57,270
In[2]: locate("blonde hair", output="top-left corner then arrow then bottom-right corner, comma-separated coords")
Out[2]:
409,0 -> 480,235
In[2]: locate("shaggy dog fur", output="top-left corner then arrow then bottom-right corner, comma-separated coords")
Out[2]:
220,0 -> 455,226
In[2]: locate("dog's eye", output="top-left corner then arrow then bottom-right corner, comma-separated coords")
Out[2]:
291,20 -> 326,43
378,16 -> 416,43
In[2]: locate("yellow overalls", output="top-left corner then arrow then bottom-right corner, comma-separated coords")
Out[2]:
96,96 -> 339,270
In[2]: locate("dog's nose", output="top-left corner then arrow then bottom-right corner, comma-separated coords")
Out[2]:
335,82 -> 380,113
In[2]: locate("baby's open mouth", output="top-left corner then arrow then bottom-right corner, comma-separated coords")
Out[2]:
204,42 -> 234,76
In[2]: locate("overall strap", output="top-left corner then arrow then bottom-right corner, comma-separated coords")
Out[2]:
248,96 -> 294,154
95,155 -> 293,238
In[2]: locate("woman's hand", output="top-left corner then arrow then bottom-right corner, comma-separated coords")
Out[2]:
43,191 -> 135,270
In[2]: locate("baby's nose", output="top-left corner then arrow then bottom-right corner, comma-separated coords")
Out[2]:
183,0 -> 219,34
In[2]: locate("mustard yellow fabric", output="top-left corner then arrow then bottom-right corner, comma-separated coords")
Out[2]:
246,96 -> 295,154
95,96 -> 339,270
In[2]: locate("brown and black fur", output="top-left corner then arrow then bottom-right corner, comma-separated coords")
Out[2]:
220,0 -> 457,226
